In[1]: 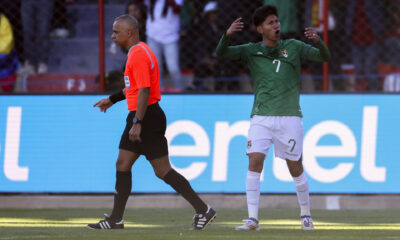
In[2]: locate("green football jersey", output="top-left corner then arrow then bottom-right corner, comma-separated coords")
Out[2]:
216,34 -> 331,117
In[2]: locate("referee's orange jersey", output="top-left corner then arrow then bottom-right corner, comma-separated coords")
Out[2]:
124,42 -> 161,111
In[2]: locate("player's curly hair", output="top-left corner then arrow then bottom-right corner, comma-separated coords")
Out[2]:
252,5 -> 278,27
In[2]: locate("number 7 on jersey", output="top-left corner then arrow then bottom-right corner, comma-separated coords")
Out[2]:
273,59 -> 280,72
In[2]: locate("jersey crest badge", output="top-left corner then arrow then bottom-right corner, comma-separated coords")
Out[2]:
281,49 -> 288,58
247,141 -> 252,148
124,76 -> 130,89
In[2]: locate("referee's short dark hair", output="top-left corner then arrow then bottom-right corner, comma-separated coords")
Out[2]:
252,5 -> 278,27
115,14 -> 139,31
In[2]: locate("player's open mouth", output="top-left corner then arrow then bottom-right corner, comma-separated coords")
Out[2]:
275,30 -> 280,35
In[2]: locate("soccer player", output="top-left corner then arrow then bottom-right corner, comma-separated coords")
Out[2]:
88,15 -> 216,230
216,5 -> 330,230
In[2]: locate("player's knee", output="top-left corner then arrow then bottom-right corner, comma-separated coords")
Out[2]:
248,153 -> 265,172
288,168 -> 302,177
287,161 -> 303,177
248,162 -> 263,172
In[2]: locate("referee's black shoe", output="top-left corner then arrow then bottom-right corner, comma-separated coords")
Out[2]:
191,205 -> 216,230
87,214 -> 124,229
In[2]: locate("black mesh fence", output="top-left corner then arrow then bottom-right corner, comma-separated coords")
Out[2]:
0,0 -> 399,93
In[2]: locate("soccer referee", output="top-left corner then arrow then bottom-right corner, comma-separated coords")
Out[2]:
89,15 -> 216,230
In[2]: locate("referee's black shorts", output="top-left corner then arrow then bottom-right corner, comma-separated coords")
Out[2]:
119,102 -> 168,160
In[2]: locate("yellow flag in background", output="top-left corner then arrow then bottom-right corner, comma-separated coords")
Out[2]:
0,13 -> 14,54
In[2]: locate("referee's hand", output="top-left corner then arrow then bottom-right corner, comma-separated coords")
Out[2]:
129,124 -> 142,142
93,98 -> 113,113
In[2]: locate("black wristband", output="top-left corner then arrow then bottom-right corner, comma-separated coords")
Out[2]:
132,116 -> 143,125
109,89 -> 125,104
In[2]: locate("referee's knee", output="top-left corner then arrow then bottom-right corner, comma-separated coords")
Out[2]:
150,155 -> 172,178
116,159 -> 131,171
154,168 -> 169,179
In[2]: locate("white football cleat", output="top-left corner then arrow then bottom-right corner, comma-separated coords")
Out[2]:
235,218 -> 260,231
301,215 -> 314,230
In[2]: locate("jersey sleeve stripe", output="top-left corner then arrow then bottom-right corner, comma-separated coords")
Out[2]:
138,44 -> 155,69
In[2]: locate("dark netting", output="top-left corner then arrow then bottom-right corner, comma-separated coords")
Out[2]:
1,0 -> 398,93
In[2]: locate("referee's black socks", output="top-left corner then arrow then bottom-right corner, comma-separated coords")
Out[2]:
163,169 -> 208,214
110,171 -> 132,221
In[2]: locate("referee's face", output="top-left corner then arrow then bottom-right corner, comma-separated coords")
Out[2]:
112,20 -> 130,47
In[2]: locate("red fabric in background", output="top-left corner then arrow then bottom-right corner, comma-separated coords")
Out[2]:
0,73 -> 16,92
352,0 -> 378,45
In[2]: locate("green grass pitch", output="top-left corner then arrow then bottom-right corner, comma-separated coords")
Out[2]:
0,208 -> 399,240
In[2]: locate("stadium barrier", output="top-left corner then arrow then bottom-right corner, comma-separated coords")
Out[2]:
0,94 -> 398,193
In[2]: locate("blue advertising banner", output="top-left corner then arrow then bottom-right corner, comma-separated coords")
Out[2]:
0,94 -> 398,193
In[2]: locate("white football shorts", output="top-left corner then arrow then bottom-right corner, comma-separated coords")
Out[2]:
246,115 -> 303,161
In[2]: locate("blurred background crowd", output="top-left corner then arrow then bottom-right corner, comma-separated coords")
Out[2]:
0,0 -> 399,93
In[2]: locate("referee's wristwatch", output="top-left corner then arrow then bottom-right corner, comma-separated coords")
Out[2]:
132,116 -> 143,125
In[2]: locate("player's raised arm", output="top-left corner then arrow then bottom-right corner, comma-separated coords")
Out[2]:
226,17 -> 244,36
303,27 -> 331,62
304,27 -> 320,43
216,18 -> 247,60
